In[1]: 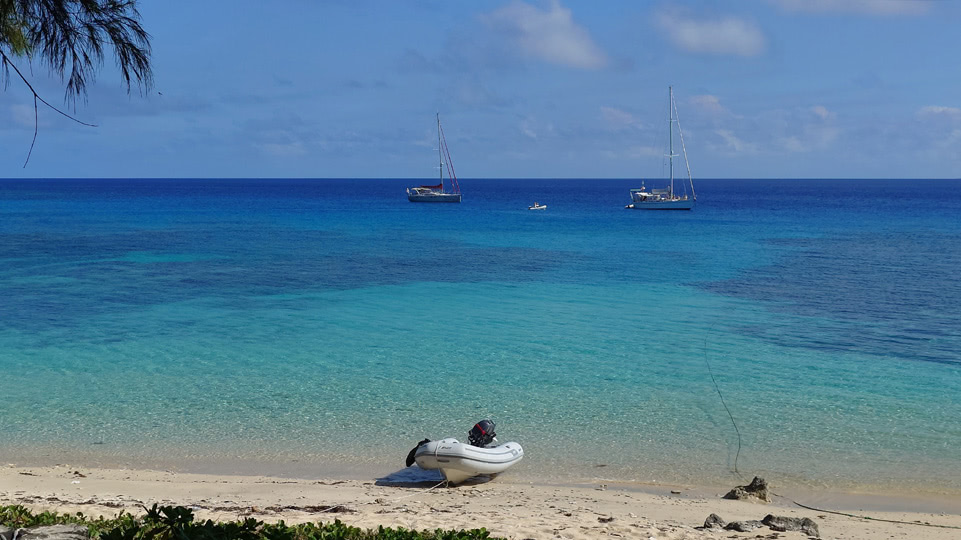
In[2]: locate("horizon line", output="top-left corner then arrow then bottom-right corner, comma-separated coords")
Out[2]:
3,176 -> 961,181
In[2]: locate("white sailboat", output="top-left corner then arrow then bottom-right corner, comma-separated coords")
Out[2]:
407,113 -> 462,203
626,86 -> 696,210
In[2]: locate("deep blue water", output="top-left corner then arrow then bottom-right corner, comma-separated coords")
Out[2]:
1,178 -> 959,494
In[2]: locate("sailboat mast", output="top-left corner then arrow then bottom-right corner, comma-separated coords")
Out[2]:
669,86 -> 674,197
437,113 -> 444,189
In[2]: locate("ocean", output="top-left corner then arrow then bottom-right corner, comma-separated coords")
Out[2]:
1,178 -> 959,496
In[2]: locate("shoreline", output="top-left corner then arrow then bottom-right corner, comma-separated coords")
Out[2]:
2,464 -> 959,540
7,444 -> 961,503
6,450 -> 961,512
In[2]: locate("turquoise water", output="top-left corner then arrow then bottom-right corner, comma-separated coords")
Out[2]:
1,178 -> 959,495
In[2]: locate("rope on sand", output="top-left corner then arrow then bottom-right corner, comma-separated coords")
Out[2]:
704,340 -> 960,531
774,492 -> 961,531
389,480 -> 448,502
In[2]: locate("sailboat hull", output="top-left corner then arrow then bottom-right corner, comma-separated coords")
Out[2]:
408,192 -> 462,203
626,199 -> 694,210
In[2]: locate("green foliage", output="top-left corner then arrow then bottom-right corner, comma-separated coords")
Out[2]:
1,10 -> 30,54
0,504 -> 87,528
0,0 -> 152,102
0,504 -> 502,540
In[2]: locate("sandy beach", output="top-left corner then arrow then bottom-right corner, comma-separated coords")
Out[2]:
2,464 -> 960,539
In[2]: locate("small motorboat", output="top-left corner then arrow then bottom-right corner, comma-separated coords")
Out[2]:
405,420 -> 524,484
528,202 -> 547,210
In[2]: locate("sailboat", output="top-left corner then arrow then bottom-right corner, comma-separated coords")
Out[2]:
626,86 -> 696,210
407,113 -> 462,203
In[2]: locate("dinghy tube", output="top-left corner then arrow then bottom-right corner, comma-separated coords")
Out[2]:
413,438 -> 524,484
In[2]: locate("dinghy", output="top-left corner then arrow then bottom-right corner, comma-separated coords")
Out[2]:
414,438 -> 524,483
405,420 -> 524,484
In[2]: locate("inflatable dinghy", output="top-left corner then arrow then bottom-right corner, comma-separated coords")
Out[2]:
405,419 -> 523,484
414,438 -> 524,484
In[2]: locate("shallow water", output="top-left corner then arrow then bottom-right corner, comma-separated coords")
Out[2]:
1,178 -> 959,495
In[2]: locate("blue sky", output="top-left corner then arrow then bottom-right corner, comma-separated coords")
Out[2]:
2,0 -> 959,179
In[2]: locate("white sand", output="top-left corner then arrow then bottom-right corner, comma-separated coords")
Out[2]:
2,464 -> 960,539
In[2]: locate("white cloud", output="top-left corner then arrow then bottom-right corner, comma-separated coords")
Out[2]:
918,106 -> 961,118
773,0 -> 931,16
626,145 -> 664,158
811,105 -> 836,121
482,0 -> 608,69
781,136 -> 807,153
520,118 -> 538,140
714,129 -> 759,154
690,95 -> 730,115
9,103 -> 57,130
455,80 -> 511,109
658,12 -> 765,56
775,106 -> 840,153
600,106 -> 639,129
11,104 -> 38,128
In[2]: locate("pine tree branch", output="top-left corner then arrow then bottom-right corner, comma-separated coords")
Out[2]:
1,48 -> 97,167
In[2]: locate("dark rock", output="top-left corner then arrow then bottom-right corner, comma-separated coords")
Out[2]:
801,518 -> 821,538
703,513 -> 726,528
1,525 -> 17,540
16,524 -> 90,540
723,476 -> 770,502
723,520 -> 764,532
762,515 -> 820,537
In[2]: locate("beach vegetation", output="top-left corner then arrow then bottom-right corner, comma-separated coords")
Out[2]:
0,0 -> 152,102
1,9 -> 29,55
0,504 -> 501,540
0,0 -> 152,165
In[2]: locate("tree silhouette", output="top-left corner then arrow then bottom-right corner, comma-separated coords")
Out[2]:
1,0 -> 152,166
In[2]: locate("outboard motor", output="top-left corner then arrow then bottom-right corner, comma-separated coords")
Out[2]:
405,438 -> 430,467
468,419 -> 497,447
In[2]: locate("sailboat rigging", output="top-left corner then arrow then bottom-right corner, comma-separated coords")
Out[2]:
626,86 -> 696,210
407,113 -> 462,203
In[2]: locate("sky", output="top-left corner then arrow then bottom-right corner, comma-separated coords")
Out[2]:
2,0 -> 960,179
